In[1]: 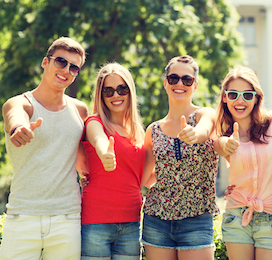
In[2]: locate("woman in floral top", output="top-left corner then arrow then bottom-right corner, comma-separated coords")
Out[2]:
141,55 -> 219,260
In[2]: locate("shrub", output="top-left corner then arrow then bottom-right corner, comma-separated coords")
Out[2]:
0,213 -> 6,245
214,215 -> 229,260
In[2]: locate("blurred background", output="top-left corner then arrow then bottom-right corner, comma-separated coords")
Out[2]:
0,0 -> 271,214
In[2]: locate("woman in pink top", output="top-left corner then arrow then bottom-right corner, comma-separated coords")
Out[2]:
80,62 -> 146,260
214,67 -> 272,260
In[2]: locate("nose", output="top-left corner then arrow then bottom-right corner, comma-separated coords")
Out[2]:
112,89 -> 120,97
62,64 -> 70,74
237,94 -> 244,102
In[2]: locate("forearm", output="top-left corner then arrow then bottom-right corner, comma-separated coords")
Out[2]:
93,137 -> 110,161
213,136 -> 229,157
194,123 -> 213,143
2,101 -> 30,133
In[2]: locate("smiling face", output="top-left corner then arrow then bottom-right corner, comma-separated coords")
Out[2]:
42,49 -> 82,91
102,73 -> 130,117
223,78 -> 257,123
164,62 -> 198,102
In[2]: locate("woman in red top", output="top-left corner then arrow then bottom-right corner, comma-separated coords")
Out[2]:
80,62 -> 146,260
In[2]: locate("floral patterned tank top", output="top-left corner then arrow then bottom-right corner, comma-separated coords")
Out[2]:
143,108 -> 220,220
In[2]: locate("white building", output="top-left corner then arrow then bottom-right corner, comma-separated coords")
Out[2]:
217,0 -> 272,195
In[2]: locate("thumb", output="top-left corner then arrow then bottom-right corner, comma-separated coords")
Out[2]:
107,136 -> 115,153
30,117 -> 43,131
181,116 -> 187,130
232,122 -> 239,141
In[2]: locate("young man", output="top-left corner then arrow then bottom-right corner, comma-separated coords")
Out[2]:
0,37 -> 88,260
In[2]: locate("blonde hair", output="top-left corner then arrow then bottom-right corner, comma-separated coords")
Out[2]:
216,66 -> 271,143
93,62 -> 145,144
46,37 -> 86,67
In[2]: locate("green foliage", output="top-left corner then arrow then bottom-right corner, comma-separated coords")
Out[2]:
214,215 -> 229,260
0,213 -> 6,244
0,0 -> 245,207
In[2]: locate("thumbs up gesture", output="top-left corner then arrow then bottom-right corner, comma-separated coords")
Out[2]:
222,122 -> 240,155
101,136 -> 116,171
178,116 -> 197,144
10,117 -> 43,147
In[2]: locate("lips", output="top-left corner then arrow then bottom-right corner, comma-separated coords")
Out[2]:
234,105 -> 246,112
173,89 -> 186,94
111,100 -> 124,105
56,74 -> 67,81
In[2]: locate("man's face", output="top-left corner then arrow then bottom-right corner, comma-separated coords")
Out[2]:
42,49 -> 82,91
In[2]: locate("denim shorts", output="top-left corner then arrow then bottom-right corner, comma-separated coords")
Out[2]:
141,213 -> 214,250
222,207 -> 272,250
81,222 -> 141,260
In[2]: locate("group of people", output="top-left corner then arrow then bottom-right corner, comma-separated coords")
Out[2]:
0,36 -> 271,260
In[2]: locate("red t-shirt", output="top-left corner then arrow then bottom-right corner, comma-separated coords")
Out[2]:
81,116 -> 146,224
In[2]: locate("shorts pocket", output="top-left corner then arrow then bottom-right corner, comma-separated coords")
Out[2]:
65,213 -> 81,220
222,213 -> 236,225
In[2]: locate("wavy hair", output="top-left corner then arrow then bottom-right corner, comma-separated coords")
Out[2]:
93,62 -> 145,144
216,66 -> 271,143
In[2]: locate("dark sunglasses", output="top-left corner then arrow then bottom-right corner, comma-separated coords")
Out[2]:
50,56 -> 80,77
102,85 -> 130,98
166,74 -> 195,86
224,90 -> 257,101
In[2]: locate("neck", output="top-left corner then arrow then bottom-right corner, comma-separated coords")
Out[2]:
32,85 -> 66,111
166,99 -> 196,120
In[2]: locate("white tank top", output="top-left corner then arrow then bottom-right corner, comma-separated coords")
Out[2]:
5,92 -> 83,215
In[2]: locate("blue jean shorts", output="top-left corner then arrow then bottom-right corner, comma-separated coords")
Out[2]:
81,222 -> 141,260
141,213 -> 214,250
222,207 -> 272,250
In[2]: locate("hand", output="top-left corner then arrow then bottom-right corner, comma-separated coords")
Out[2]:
79,172 -> 89,190
222,122 -> 240,155
10,118 -> 43,147
177,116 -> 197,144
101,136 -> 116,171
224,184 -> 236,199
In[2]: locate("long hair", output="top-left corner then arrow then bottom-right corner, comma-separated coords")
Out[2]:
216,66 -> 271,143
93,62 -> 145,144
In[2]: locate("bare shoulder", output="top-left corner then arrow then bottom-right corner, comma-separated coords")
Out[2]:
197,106 -> 216,118
2,94 -> 32,115
69,97 -> 89,122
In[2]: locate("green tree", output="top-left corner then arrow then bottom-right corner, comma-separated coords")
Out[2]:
0,0 -> 244,212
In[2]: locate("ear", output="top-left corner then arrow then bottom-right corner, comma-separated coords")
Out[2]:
41,57 -> 49,69
193,81 -> 198,92
163,78 -> 167,90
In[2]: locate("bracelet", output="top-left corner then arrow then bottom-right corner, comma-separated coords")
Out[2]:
10,125 -> 22,136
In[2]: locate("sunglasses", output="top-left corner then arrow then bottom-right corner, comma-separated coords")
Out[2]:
166,74 -> 195,86
50,56 -> 81,77
102,85 -> 130,98
224,90 -> 257,101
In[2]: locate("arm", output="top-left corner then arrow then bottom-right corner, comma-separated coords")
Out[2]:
141,125 -> 156,188
76,142 -> 88,177
178,107 -> 215,144
2,95 -> 42,147
72,98 -> 89,122
86,120 -> 116,171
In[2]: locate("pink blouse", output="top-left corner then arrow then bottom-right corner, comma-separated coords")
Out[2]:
226,123 -> 272,226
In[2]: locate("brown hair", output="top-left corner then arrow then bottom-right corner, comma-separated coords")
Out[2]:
46,37 -> 86,67
165,55 -> 199,81
216,66 -> 271,143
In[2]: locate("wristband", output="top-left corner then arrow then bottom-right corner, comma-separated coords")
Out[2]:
10,125 -> 22,136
